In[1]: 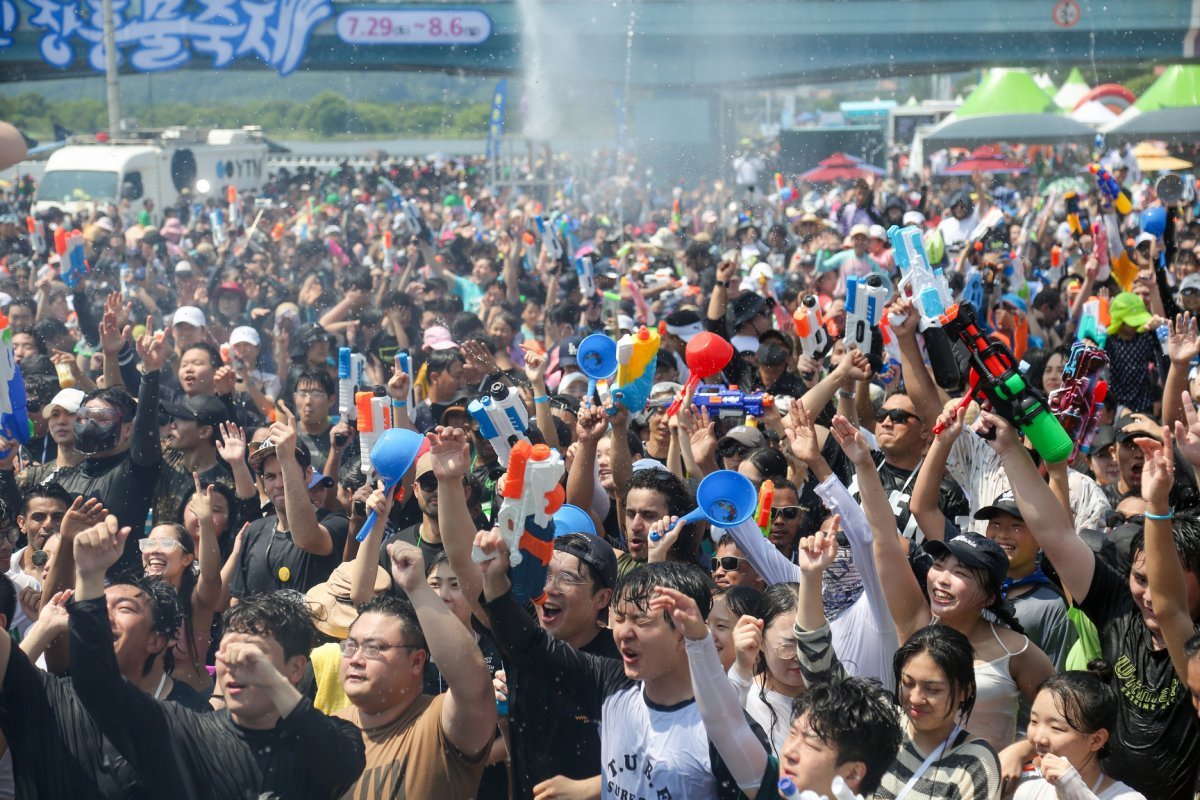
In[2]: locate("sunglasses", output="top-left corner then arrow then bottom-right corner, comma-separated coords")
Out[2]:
718,442 -> 752,460
711,556 -> 746,572
876,408 -> 918,425
771,506 -> 803,521
1183,287 -> 1200,297
416,473 -> 468,494
1104,510 -> 1145,529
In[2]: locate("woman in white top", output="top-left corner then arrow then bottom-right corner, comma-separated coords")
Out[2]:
1016,670 -> 1146,800
854,410 -> 1054,773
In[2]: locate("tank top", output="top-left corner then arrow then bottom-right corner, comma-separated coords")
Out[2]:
970,623 -> 1028,751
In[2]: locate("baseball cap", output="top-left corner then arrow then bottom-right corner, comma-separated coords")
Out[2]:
174,260 -> 193,275
558,372 -> 589,396
849,223 -> 871,239
162,395 -> 230,427
632,457 -> 668,473
422,326 -> 457,351
414,452 -> 434,480
1114,414 -> 1162,443
757,341 -> 788,367
307,471 -> 335,490
42,387 -> 85,419
718,425 -> 766,450
648,381 -> 682,407
1134,231 -> 1156,248
923,533 -> 1009,588
558,337 -> 583,367
867,224 -> 888,241
440,405 -> 470,426
973,490 -> 1023,522
1106,292 -> 1151,335
94,217 -> 114,232
553,531 -> 618,589
902,211 -> 926,226
172,306 -> 207,329
229,326 -> 261,347
1087,425 -> 1116,453
1180,273 -> 1200,294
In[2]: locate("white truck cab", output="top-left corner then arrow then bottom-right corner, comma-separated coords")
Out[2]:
34,126 -> 268,222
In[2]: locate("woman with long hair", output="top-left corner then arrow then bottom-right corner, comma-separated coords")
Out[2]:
849,411 -> 1054,763
141,474 -> 224,693
1016,669 -> 1146,799
792,530 -> 1001,799
708,584 -> 761,673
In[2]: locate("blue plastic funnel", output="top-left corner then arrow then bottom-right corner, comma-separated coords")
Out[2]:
553,503 -> 597,537
577,334 -> 618,400
681,470 -> 757,527
1141,206 -> 1166,239
357,428 -> 427,541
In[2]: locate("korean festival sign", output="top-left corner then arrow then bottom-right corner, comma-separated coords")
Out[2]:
0,0 -> 492,76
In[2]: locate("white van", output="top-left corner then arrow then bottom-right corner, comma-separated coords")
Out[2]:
34,126 -> 268,220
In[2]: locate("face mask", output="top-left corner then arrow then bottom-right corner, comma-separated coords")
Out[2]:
74,419 -> 121,454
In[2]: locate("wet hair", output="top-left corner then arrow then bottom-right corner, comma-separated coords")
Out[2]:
182,342 -> 223,369
222,590 -> 318,661
292,369 -> 336,399
176,480 -> 238,538
754,583 -> 799,738
1036,666 -> 1118,760
21,481 -> 72,514
793,677 -> 904,796
352,594 -> 428,655
32,317 -> 69,346
1186,633 -> 1200,661
12,327 -> 47,356
741,447 -> 789,482
623,468 -> 694,520
612,561 -> 712,625
82,387 -> 137,423
1130,514 -> 1200,576
713,584 -> 761,619
426,349 -> 465,376
1022,346 -> 1070,393
148,523 -> 200,669
894,625 -> 978,723
108,573 -> 183,676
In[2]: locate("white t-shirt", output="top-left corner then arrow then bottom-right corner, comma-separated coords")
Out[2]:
938,211 -> 981,251
601,686 -> 720,800
1015,770 -> 1146,800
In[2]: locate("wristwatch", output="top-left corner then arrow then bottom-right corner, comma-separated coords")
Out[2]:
715,279 -> 728,289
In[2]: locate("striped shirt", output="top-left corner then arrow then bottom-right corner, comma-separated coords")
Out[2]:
795,623 -> 1001,800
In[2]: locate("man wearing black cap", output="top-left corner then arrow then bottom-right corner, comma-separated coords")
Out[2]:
153,395 -> 236,524
975,491 -> 1074,669
704,260 -> 771,387
755,340 -> 805,398
229,405 -> 350,598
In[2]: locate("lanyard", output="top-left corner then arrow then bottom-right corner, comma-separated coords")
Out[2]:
895,723 -> 962,800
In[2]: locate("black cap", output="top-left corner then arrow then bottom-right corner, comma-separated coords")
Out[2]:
973,490 -> 1023,522
1087,425 -> 1116,454
923,533 -> 1009,589
757,341 -> 788,367
554,532 -> 618,589
1114,415 -> 1162,443
729,293 -> 767,329
162,395 -> 230,427
664,308 -> 701,327
558,336 -> 582,367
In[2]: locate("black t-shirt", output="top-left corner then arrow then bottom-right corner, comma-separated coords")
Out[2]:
230,508 -> 350,598
481,601 -> 620,798
847,450 -> 969,544
1080,552 -> 1200,800
0,644 -> 143,798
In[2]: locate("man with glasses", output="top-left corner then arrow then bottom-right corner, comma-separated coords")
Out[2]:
335,541 -> 495,799
289,370 -> 338,477
230,405 -> 350,598
712,533 -> 765,591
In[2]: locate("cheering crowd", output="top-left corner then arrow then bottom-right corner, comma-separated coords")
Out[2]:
0,143 -> 1198,800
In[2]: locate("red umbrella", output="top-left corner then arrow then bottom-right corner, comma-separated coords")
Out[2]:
940,145 -> 1029,175
799,152 -> 886,183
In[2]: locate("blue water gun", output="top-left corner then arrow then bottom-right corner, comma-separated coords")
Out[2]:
692,385 -> 773,418
889,224 -> 960,389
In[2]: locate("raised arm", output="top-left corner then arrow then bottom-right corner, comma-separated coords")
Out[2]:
979,410 -> 1096,601
1163,314 -> 1199,430
189,475 -> 225,614
271,405 -> 333,556
652,587 -> 770,799
889,296 -> 945,429
216,423 -> 259,500
565,403 -> 609,533
388,540 -> 496,759
799,349 -> 869,418
131,323 -> 167,467
523,344 -> 559,450
1158,404 -> 1200,675
350,485 -> 391,606
844,416 -> 932,643
430,426 -> 487,624
909,405 -> 962,543
793,531 -> 839,634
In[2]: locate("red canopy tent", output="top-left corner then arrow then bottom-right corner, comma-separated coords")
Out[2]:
940,145 -> 1029,175
799,153 -> 886,183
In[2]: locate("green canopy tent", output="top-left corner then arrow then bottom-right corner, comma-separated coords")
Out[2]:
924,69 -> 1094,147
1104,65 -> 1200,144
1054,67 -> 1091,110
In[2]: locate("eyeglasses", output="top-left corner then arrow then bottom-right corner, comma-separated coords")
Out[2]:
711,556 -> 746,572
339,638 -> 421,659
544,570 -> 590,592
138,537 -> 183,553
772,638 -> 799,661
1104,510 -> 1145,529
876,408 -> 918,425
771,506 -> 803,521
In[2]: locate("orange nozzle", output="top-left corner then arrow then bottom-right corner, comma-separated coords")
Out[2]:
502,441 -> 533,498
227,186 -> 237,204
355,392 -> 373,432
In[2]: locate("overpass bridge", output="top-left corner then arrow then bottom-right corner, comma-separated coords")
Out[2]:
1,0 -> 1198,87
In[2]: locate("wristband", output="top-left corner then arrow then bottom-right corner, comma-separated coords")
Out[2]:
391,400 -> 407,410
836,389 -> 855,400
1145,509 -> 1174,520
715,279 -> 728,289
534,395 -> 550,404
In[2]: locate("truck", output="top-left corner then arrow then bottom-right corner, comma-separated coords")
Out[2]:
33,126 -> 268,219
